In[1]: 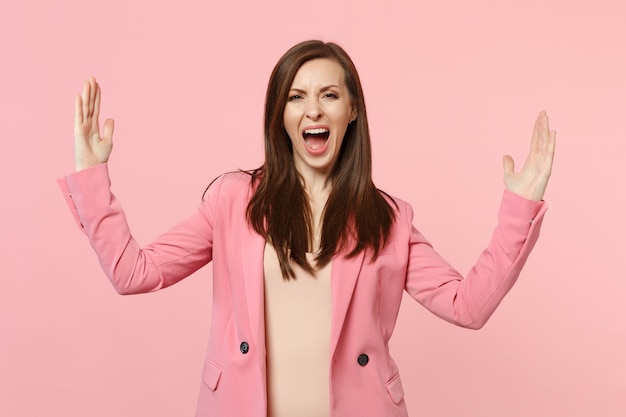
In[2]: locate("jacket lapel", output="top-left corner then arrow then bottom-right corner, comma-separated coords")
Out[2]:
329,249 -> 365,356
240,226 -> 267,362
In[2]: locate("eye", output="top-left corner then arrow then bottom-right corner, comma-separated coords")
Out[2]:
323,92 -> 339,99
288,94 -> 303,101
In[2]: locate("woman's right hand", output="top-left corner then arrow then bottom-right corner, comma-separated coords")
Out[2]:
74,76 -> 114,171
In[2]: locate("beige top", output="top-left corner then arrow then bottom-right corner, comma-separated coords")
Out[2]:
263,243 -> 332,417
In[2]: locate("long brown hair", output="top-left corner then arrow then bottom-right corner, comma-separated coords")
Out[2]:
246,40 -> 396,279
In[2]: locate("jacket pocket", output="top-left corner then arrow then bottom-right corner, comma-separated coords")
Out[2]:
385,373 -> 405,405
202,358 -> 223,391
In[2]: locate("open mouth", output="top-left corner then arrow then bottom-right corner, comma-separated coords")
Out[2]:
303,127 -> 330,152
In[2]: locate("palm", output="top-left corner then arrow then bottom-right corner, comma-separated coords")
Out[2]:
74,77 -> 114,171
503,111 -> 556,201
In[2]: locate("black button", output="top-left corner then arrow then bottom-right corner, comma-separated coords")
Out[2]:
240,341 -> 249,354
357,353 -> 369,366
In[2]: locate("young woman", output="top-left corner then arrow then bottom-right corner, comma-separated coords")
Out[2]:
59,40 -> 556,417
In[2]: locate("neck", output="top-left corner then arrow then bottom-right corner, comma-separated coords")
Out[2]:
296,165 -> 332,200
296,167 -> 332,253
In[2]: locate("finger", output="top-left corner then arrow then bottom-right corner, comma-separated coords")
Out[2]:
530,111 -> 546,153
547,130 -> 556,161
502,155 -> 515,176
540,112 -> 551,146
102,118 -> 115,141
82,81 -> 90,121
93,82 -> 101,121
88,76 -> 97,118
546,130 -> 556,164
74,93 -> 83,127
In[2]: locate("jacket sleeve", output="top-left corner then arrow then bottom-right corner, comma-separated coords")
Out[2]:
403,190 -> 547,329
57,163 -> 220,295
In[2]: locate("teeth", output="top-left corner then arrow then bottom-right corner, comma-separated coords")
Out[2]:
304,128 -> 329,135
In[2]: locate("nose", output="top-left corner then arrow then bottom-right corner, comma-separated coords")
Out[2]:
305,99 -> 322,120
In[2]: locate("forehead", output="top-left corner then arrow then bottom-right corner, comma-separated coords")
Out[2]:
290,58 -> 346,88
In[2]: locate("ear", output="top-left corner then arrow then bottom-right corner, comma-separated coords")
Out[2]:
350,107 -> 357,123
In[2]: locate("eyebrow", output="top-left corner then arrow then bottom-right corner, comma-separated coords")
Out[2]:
289,85 -> 342,93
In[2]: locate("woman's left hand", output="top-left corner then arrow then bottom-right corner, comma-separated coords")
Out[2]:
503,111 -> 556,201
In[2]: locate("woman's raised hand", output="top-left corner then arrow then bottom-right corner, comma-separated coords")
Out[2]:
74,76 -> 114,171
502,111 -> 556,201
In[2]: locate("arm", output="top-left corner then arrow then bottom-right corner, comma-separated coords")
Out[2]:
404,191 -> 546,329
58,164 -> 219,294
59,77 -> 217,294
405,111 -> 556,328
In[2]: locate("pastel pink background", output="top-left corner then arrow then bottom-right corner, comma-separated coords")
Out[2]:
1,0 -> 624,416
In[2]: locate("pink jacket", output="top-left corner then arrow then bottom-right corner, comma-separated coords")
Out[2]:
58,163 -> 546,417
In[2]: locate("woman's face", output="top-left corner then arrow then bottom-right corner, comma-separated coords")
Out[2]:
283,58 -> 356,178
